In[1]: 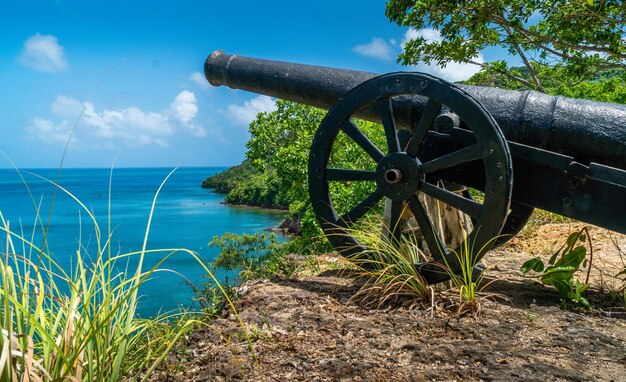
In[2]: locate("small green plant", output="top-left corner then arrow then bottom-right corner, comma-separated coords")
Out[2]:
439,236 -> 500,315
520,227 -> 593,309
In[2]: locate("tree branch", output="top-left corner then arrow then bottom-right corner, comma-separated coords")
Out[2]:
466,60 -> 538,89
491,15 -> 626,60
502,25 -> 545,91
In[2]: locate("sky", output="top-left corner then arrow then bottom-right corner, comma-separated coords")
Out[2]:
0,1 -> 512,168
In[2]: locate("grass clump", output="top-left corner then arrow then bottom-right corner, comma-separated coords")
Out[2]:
439,237 -> 500,315
342,219 -> 429,309
338,217 -> 502,314
0,170 -> 229,381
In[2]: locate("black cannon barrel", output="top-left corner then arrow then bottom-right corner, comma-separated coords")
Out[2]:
205,50 -> 626,171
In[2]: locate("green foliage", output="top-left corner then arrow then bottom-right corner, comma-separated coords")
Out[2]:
550,74 -> 626,103
196,276 -> 238,319
202,160 -> 257,193
520,227 -> 593,309
386,0 -> 626,92
246,101 -> 326,204
212,100 -> 387,252
249,101 -> 386,240
468,66 -> 626,103
224,169 -> 290,209
208,232 -> 291,282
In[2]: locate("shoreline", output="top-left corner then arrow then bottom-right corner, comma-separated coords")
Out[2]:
219,200 -> 288,213
204,186 -> 300,235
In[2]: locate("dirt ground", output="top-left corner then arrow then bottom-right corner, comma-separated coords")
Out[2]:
150,223 -> 626,382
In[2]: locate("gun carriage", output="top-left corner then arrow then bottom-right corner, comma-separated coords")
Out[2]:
205,50 -> 626,282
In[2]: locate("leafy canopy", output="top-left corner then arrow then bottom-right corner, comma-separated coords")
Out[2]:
386,0 -> 626,92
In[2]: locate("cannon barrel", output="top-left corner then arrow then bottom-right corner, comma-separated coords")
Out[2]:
205,50 -> 626,171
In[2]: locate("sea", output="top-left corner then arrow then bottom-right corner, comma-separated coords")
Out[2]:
0,167 -> 286,317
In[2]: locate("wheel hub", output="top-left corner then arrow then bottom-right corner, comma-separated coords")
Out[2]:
384,168 -> 402,184
376,153 -> 422,200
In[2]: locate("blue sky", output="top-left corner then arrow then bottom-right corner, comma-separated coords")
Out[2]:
0,1 -> 510,168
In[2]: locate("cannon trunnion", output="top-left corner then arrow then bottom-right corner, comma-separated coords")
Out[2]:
205,51 -> 626,282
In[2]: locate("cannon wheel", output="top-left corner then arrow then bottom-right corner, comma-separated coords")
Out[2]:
308,72 -> 513,283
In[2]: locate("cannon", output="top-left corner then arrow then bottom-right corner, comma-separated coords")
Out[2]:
204,50 -> 626,282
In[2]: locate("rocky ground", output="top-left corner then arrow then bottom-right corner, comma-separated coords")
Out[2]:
149,223 -> 626,381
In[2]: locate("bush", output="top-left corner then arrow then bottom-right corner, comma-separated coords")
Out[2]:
520,227 -> 593,309
208,232 -> 292,282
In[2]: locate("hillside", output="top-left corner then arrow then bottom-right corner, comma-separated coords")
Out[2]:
148,223 -> 626,381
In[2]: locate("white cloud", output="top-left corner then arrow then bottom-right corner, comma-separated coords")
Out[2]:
402,28 -> 443,48
410,58 -> 484,82
28,90 -> 207,148
52,95 -> 83,118
188,71 -> 211,90
402,28 -> 483,82
353,38 -> 393,61
227,95 -> 277,126
169,90 -> 206,137
19,34 -> 67,73
26,118 -> 73,144
170,90 -> 197,123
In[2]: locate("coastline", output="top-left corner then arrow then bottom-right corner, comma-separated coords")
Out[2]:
218,199 -> 288,213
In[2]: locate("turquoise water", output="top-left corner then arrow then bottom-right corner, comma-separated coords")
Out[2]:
0,167 -> 286,316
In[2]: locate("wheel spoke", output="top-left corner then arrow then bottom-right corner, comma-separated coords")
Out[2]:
407,196 -> 447,261
406,99 -> 441,157
419,182 -> 483,219
397,130 -> 412,151
383,199 -> 404,245
376,97 -> 400,153
421,144 -> 483,174
340,119 -> 385,162
337,188 -> 384,227
326,168 -> 377,182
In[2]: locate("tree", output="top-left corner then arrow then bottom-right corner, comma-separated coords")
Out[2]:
246,100 -> 387,243
386,0 -> 626,92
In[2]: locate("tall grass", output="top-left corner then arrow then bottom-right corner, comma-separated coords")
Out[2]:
438,236 -> 501,315
339,216 -> 501,314
341,218 -> 430,308
0,170 -> 232,381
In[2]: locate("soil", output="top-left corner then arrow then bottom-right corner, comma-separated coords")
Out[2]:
149,223 -> 626,382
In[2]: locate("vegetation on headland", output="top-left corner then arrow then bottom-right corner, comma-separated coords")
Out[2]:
466,67 -> 626,103
202,160 -> 256,193
203,100 -> 386,250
